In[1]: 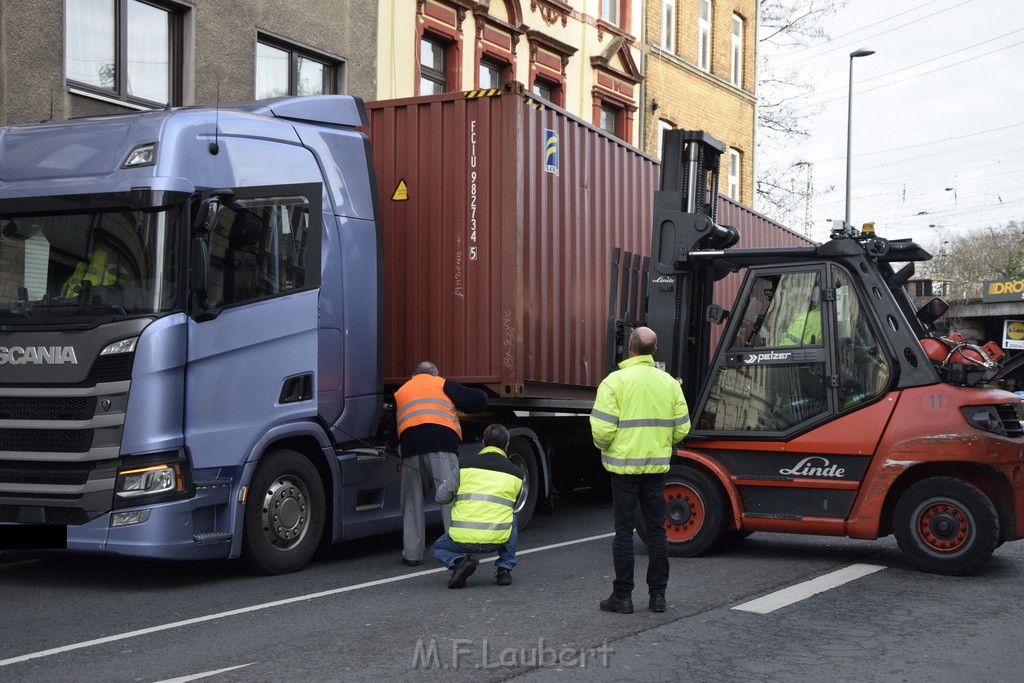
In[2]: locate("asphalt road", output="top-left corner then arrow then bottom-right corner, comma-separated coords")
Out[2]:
2,487 -> 1023,682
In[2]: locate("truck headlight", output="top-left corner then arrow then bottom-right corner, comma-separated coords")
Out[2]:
116,463 -> 183,499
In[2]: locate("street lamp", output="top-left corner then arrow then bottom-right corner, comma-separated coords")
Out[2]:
845,48 -> 875,230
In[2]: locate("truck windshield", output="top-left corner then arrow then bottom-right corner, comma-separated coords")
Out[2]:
0,205 -> 181,320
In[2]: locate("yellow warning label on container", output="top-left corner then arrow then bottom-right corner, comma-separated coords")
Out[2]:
392,179 -> 409,201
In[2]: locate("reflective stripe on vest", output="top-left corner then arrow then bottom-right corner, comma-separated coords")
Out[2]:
395,374 -> 462,439
450,447 -> 520,545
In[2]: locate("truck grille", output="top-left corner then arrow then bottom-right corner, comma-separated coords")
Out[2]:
0,505 -> 90,525
0,460 -> 94,486
0,396 -> 97,421
0,428 -> 94,453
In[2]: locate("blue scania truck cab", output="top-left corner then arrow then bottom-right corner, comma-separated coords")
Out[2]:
0,97 -> 400,573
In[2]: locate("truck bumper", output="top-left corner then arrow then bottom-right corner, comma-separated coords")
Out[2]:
67,479 -> 235,561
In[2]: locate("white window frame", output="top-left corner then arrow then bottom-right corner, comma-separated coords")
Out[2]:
601,0 -> 620,26
698,0 -> 712,72
661,0 -> 676,52
731,14 -> 743,87
656,120 -> 673,160
727,148 -> 741,200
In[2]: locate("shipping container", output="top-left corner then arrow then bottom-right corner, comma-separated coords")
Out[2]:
365,83 -> 810,400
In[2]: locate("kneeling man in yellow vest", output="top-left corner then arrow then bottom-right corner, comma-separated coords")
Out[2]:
429,423 -> 524,588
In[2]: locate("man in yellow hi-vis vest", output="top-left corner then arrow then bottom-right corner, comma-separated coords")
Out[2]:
429,423 -> 523,589
590,326 -> 690,614
61,247 -> 127,298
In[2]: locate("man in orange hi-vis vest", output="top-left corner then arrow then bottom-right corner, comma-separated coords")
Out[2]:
391,361 -> 487,566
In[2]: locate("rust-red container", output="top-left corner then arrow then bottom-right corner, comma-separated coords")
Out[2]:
365,84 -> 809,399
367,84 -> 656,398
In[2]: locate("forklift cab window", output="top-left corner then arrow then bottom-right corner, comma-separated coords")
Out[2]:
700,268 -> 827,432
833,265 -> 890,408
728,271 -> 820,349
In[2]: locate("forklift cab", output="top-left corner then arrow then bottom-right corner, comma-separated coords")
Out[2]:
696,263 -> 892,434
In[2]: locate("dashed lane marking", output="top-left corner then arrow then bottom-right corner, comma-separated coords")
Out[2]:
156,662 -> 256,682
732,563 -> 887,614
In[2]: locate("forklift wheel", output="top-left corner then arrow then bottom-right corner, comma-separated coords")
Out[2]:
636,465 -> 727,557
893,477 -> 999,576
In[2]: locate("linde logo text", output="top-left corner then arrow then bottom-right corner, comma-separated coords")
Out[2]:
779,456 -> 846,478
0,346 -> 78,365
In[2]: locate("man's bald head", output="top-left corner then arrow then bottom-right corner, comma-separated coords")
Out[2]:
628,327 -> 657,356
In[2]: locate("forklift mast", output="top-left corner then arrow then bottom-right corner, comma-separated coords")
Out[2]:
607,129 -> 738,403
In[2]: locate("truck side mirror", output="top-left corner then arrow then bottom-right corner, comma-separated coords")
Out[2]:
194,197 -> 222,234
1,219 -> 39,241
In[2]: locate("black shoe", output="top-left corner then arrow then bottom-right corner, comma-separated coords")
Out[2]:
447,555 -> 478,589
599,594 -> 634,614
649,592 -> 667,612
401,558 -> 420,567
495,567 -> 513,586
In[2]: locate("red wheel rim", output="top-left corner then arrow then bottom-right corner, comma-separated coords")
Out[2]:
663,482 -> 705,543
915,500 -> 971,552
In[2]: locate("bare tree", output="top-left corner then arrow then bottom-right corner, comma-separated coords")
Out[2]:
920,221 -> 1024,301
756,0 -> 847,228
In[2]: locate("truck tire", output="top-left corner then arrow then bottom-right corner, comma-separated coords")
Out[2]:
242,449 -> 325,575
636,465 -> 727,557
893,477 -> 999,576
507,436 -> 539,529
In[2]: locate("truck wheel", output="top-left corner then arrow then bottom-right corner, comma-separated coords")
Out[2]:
507,436 -> 539,529
636,466 -> 726,557
893,477 -> 999,576
242,449 -> 325,575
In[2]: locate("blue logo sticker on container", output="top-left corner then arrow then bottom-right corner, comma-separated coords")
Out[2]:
544,129 -> 559,176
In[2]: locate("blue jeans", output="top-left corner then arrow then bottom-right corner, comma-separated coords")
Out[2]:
429,517 -> 518,570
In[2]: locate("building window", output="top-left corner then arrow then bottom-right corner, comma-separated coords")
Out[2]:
420,36 -> 451,95
601,0 -> 619,26
533,78 -> 562,105
479,59 -> 504,89
731,14 -> 744,87
661,0 -> 676,52
656,120 -> 674,159
728,148 -> 741,200
64,0 -> 183,106
698,0 -> 712,72
256,39 -> 339,99
599,104 -> 622,137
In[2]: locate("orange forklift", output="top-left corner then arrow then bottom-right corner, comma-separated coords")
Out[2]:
610,130 -> 1024,575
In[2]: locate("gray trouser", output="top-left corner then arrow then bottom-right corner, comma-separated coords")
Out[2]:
400,450 -> 458,562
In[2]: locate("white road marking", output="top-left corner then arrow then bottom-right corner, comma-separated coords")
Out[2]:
732,563 -> 887,614
0,532 -> 614,668
156,662 -> 256,682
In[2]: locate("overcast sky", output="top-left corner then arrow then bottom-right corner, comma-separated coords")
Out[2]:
761,0 -> 1023,248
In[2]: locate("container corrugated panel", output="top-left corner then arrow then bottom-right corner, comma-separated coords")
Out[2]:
366,85 -> 807,398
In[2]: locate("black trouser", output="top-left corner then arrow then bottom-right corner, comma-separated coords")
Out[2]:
609,472 -> 669,596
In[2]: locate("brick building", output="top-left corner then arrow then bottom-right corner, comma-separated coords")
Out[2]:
642,0 -> 757,204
